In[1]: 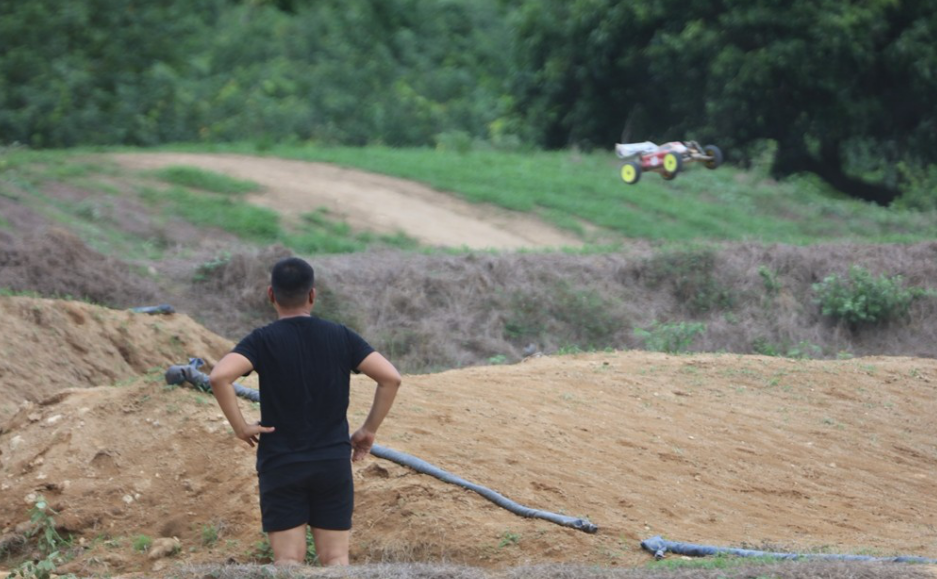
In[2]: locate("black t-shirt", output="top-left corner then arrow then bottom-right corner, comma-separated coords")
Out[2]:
232,316 -> 374,473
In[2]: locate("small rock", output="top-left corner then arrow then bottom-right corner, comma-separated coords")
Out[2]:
148,537 -> 181,560
9,436 -> 23,451
363,463 -> 390,479
27,414 -> 41,423
46,415 -> 63,425
122,495 -> 134,504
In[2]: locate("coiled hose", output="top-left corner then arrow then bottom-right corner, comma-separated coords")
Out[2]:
165,359 -> 598,534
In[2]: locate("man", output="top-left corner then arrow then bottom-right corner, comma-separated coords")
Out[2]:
210,257 -> 401,566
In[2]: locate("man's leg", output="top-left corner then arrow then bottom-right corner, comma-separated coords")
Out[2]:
268,524 -> 307,566
311,528 -> 350,566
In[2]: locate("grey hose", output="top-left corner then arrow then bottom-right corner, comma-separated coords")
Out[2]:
165,359 -> 599,534
641,536 -> 937,564
129,304 -> 176,315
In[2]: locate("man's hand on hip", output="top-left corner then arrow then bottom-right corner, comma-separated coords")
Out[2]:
351,428 -> 375,461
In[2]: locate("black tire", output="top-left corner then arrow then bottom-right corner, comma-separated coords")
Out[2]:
703,145 -> 723,169
661,170 -> 677,181
620,161 -> 641,185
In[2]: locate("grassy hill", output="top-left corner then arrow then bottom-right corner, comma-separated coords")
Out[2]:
1,144 -> 935,372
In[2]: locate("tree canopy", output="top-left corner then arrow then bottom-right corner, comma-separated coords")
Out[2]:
2,0 -> 936,204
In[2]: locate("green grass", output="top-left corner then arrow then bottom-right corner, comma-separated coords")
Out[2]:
5,143 -> 937,253
151,165 -> 260,195
1,147 -> 415,256
171,142 -> 937,244
140,186 -> 281,242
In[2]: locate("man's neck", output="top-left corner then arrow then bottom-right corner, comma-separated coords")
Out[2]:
276,309 -> 312,320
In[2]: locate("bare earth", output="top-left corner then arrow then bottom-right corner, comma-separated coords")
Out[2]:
112,153 -> 583,250
1,297 -> 936,576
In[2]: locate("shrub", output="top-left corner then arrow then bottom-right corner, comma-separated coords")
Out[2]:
812,266 -> 923,326
634,321 -> 706,354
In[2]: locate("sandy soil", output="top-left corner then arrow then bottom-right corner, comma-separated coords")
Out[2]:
1,296 -> 936,577
111,153 -> 583,250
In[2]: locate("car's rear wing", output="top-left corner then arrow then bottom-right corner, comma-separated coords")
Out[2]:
615,141 -> 658,159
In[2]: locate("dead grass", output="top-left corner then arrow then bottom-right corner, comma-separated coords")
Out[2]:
2,228 -> 935,372
178,243 -> 937,372
0,228 -> 158,307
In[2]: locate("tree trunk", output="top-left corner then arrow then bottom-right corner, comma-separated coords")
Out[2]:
772,139 -> 900,206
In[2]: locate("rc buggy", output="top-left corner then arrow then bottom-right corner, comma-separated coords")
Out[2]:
615,141 -> 723,184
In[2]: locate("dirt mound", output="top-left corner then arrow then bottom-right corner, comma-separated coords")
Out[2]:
112,153 -> 584,250
0,228 -> 158,307
1,300 -> 936,576
0,296 -> 231,422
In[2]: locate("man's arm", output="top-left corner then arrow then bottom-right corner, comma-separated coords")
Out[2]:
351,352 -> 402,461
209,352 -> 274,447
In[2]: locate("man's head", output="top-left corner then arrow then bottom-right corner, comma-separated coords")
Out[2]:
270,257 -> 315,310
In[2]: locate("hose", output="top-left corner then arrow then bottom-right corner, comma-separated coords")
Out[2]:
129,304 -> 176,315
641,535 -> 937,564
164,359 -> 599,534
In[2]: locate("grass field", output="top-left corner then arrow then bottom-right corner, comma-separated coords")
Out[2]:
165,142 -> 937,245
4,144 -> 937,250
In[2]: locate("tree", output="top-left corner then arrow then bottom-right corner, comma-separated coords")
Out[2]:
510,0 -> 937,205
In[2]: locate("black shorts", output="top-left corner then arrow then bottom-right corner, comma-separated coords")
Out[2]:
258,459 -> 354,532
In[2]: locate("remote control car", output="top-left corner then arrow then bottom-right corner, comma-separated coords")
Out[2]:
615,141 -> 723,184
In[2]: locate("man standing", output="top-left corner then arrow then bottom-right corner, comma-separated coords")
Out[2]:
210,257 -> 401,566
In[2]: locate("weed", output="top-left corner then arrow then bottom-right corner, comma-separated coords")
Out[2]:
201,524 -> 219,547
498,531 -> 521,548
752,338 -> 822,359
132,534 -> 152,552
813,266 -> 926,327
487,354 -> 508,365
251,529 -> 317,564
193,253 -> 232,282
634,321 -> 706,354
8,498 -> 77,579
758,265 -> 781,296
26,496 -> 67,555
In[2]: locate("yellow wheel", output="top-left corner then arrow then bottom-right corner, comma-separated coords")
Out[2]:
620,161 -> 641,184
663,152 -> 682,174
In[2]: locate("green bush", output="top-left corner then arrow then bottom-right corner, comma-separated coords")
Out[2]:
634,321 -> 706,354
812,266 -> 923,326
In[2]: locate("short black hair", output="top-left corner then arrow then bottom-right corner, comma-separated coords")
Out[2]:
271,257 -> 315,308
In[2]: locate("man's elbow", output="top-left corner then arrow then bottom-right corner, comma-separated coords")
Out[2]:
382,372 -> 402,390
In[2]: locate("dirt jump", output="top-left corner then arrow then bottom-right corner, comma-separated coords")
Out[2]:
1,296 -> 936,577
112,153 -> 583,251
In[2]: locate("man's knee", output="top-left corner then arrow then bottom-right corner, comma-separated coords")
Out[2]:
311,528 -> 350,566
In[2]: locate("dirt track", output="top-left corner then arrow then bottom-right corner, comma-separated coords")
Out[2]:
1,297 -> 936,576
112,153 -> 583,250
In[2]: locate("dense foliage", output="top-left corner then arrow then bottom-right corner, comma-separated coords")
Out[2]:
2,0 -> 936,204
0,0 -> 511,147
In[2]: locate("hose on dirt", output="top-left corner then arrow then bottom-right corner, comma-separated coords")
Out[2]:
641,536 -> 937,564
129,304 -> 176,315
165,359 -> 599,534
